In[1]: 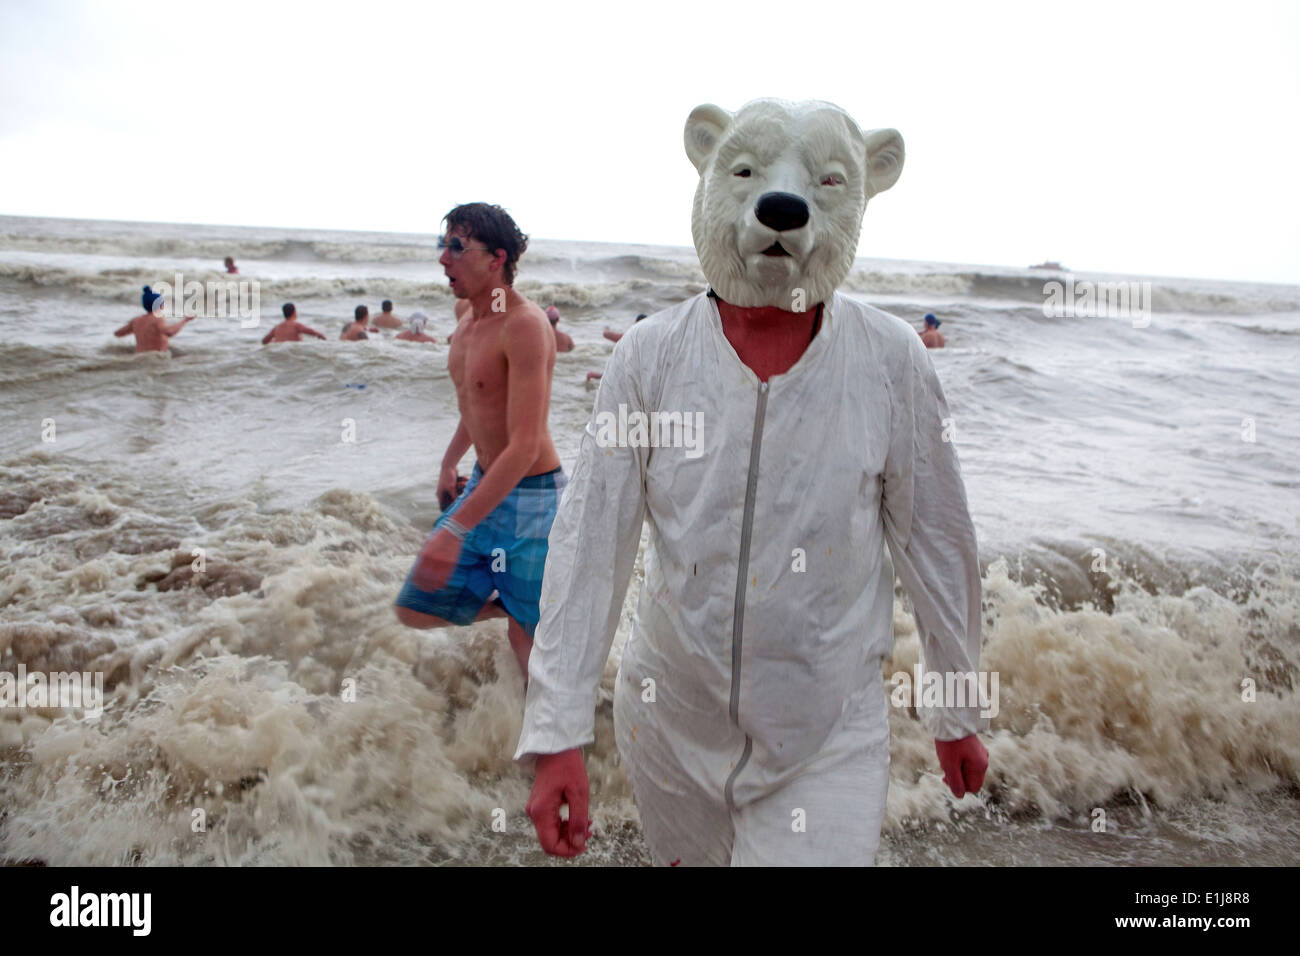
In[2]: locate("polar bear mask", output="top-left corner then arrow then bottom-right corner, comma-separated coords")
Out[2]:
685,98 -> 904,310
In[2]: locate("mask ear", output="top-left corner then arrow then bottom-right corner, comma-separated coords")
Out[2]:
684,103 -> 732,175
863,128 -> 905,198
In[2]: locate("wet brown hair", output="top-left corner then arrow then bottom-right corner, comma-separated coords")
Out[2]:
443,202 -> 529,285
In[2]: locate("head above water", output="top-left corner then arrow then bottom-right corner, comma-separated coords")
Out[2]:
442,202 -> 529,286
635,313 -> 647,322
382,300 -> 393,313
142,285 -> 163,314
355,305 -> 368,322
282,302 -> 296,319
684,98 -> 904,309
409,311 -> 429,335
545,306 -> 560,324
925,313 -> 941,328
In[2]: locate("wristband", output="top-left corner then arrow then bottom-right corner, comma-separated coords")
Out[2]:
441,517 -> 469,541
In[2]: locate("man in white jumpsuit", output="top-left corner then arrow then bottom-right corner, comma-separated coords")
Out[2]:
518,99 -> 989,865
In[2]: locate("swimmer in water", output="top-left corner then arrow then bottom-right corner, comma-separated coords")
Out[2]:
546,306 -> 574,352
603,312 -> 647,344
341,305 -> 371,341
262,303 -> 326,343
590,313 -> 648,381
224,257 -> 239,274
396,311 -> 438,342
114,286 -> 195,353
919,313 -> 945,349
372,299 -> 403,330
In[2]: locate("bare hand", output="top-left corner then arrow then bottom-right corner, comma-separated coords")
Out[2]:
412,528 -> 461,592
527,749 -> 592,857
935,735 -> 988,798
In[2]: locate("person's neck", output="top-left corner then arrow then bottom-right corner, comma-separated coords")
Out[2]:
713,293 -> 824,382
468,284 -> 510,319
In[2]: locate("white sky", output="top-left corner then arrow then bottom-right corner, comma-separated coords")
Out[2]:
1,0 -> 1297,284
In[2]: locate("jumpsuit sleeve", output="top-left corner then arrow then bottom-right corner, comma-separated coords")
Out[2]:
514,333 -> 649,762
881,332 -> 988,741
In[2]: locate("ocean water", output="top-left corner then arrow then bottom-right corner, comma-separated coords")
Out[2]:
0,214 -> 1297,866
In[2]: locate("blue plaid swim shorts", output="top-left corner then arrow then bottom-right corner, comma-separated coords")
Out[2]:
395,463 -> 567,635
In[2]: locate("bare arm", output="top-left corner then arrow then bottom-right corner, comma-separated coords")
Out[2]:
164,316 -> 193,336
262,327 -> 275,345
114,319 -> 135,337
442,418 -> 472,472
447,312 -> 551,530
302,325 -> 326,339
436,417 -> 473,509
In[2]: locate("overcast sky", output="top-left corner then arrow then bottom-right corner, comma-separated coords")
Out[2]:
1,0 -> 1297,284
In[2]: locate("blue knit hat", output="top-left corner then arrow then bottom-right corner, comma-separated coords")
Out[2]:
924,313 -> 941,328
142,286 -> 163,313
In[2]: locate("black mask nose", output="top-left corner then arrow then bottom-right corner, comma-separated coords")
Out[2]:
755,192 -> 810,232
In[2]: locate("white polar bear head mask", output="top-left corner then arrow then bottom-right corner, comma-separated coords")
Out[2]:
685,98 -> 904,309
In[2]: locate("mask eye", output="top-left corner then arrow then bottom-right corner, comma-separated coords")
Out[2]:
820,174 -> 844,186
733,168 -> 752,178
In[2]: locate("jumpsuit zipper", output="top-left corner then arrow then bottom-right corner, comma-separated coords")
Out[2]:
724,379 -> 768,814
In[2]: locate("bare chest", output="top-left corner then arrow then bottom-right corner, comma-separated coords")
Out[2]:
448,318 -> 508,397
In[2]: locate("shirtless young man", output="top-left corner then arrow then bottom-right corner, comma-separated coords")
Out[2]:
262,303 -> 326,343
340,306 -> 370,341
114,286 -> 194,353
371,300 -> 403,330
920,313 -> 946,348
394,203 -> 564,681
545,306 -> 574,352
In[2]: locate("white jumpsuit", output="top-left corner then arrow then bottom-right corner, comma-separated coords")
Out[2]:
515,291 -> 986,865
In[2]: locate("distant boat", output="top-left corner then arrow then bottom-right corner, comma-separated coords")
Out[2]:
1029,260 -> 1065,271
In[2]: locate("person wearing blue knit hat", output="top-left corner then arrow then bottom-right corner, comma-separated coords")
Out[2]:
113,285 -> 194,353
920,312 -> 945,349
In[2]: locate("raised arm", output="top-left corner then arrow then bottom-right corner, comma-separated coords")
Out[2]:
164,316 -> 194,336
881,331 -> 986,742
